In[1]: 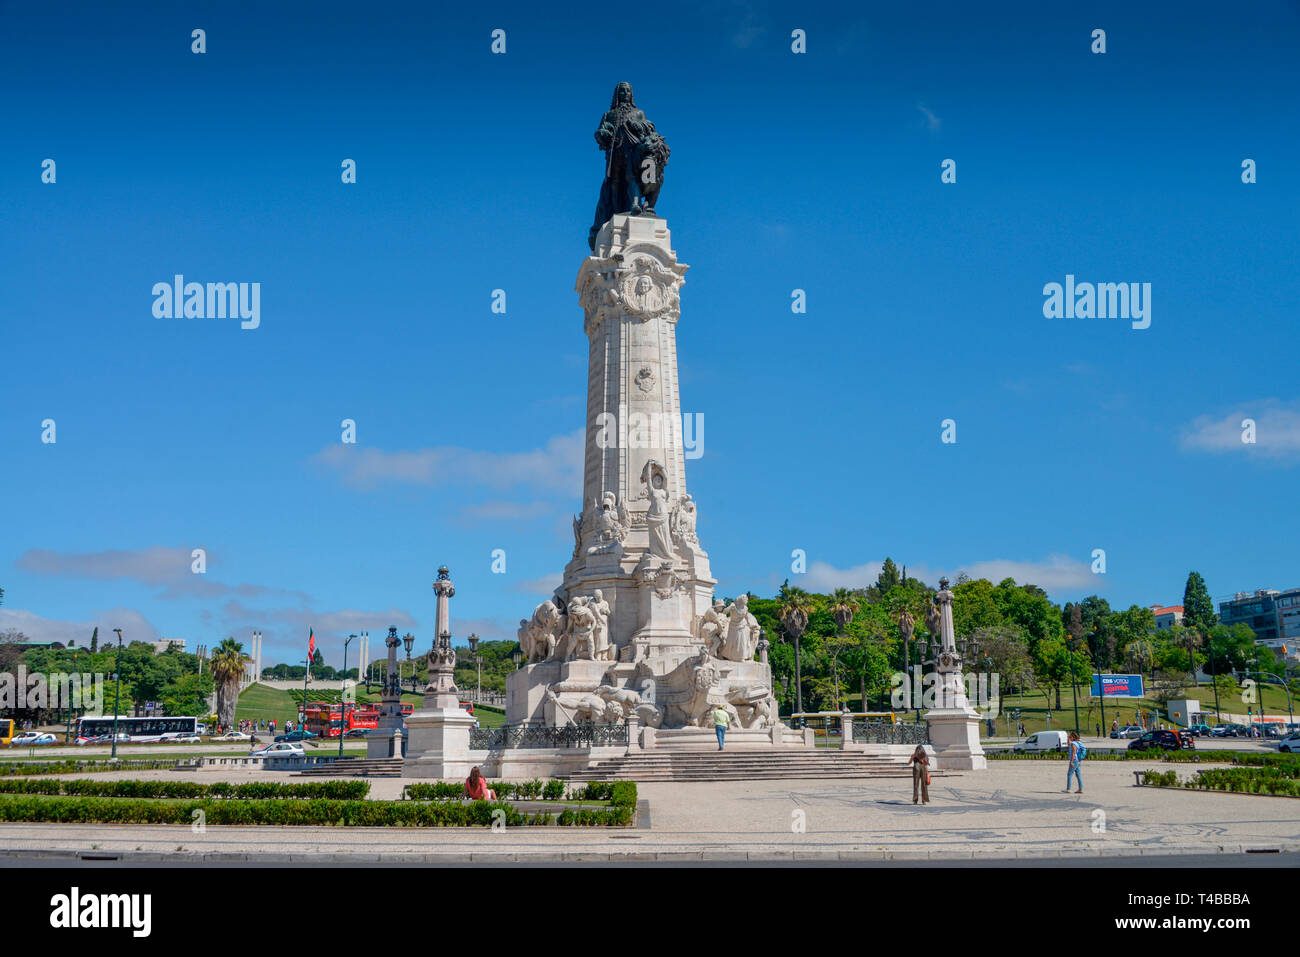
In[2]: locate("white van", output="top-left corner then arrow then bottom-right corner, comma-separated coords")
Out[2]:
1013,730 -> 1069,753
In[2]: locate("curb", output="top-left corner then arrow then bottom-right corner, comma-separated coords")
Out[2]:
2,842 -> 1295,865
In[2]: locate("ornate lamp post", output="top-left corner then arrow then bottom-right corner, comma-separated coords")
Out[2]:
111,628 -> 123,760
467,633 -> 482,701
511,648 -> 523,671
915,637 -> 929,722
403,633 -> 415,695
339,633 -> 355,757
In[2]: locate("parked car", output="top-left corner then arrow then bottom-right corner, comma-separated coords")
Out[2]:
212,731 -> 252,742
11,732 -> 57,746
1210,723 -> 1246,737
1013,730 -> 1069,753
1128,729 -> 1195,752
1186,723 -> 1214,737
75,732 -> 130,745
160,733 -> 202,744
251,742 -> 305,758
274,730 -> 318,743
1274,731 -> 1300,754
1111,725 -> 1144,739
342,728 -> 370,738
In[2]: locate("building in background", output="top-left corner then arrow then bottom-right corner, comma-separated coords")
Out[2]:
1270,587 -> 1300,663
151,638 -> 186,654
1218,590 -> 1282,645
1150,604 -> 1184,631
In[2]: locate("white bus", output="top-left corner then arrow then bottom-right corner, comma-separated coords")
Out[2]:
76,715 -> 198,743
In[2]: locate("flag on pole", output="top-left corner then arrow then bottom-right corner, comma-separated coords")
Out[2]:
308,628 -> 316,660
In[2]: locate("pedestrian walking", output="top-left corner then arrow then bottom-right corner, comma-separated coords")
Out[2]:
1065,731 -> 1085,794
711,703 -> 731,751
908,745 -> 930,804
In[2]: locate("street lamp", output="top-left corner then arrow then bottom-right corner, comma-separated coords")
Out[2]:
467,634 -> 482,702
915,637 -> 930,723
111,628 -> 123,760
512,648 -> 523,671
340,634 -> 356,758
402,633 -> 416,694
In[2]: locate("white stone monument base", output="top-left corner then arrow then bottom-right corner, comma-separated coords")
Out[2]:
925,708 -> 987,770
403,706 -> 476,779
367,712 -> 408,759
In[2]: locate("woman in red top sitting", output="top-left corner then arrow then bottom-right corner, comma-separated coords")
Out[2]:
464,766 -> 496,801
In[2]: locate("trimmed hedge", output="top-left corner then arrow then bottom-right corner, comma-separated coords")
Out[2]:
403,779 -> 637,807
0,795 -> 630,826
0,760 -> 180,777
1142,765 -> 1300,797
0,778 -> 370,800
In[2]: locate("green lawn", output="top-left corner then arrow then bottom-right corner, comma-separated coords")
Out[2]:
236,683 -> 300,725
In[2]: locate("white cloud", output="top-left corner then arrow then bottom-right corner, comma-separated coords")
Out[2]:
803,554 -> 1097,595
0,607 -> 163,646
14,546 -> 311,603
1179,399 -> 1300,461
311,429 -> 584,494
15,546 -> 196,586
455,501 -> 562,524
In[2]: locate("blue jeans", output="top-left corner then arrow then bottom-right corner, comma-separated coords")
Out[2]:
715,725 -> 726,749
1066,763 -> 1082,790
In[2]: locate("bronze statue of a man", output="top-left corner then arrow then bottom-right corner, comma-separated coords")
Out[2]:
588,82 -> 670,249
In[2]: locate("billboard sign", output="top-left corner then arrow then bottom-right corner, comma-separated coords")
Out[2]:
1091,674 -> 1144,698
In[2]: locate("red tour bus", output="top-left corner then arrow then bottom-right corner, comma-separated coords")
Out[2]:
303,703 -> 381,738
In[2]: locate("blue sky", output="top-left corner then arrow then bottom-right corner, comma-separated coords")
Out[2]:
2,1 -> 1298,667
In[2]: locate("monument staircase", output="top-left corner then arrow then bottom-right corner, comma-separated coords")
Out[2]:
564,748 -> 941,783
294,756 -> 404,778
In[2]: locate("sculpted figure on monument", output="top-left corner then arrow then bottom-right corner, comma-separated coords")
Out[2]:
697,598 -> 728,656
726,685 -> 775,729
589,589 -> 612,661
718,593 -> 761,661
586,491 -> 630,554
521,598 -> 565,662
641,460 -> 675,564
670,493 -> 698,545
565,596 -> 598,661
588,82 -> 670,250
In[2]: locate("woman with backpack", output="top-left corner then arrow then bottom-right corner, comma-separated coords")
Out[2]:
1065,731 -> 1085,794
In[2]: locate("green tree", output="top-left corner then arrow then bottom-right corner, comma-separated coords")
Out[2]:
1182,571 -> 1217,632
89,626 -> 99,653
209,638 -> 247,730
777,582 -> 816,714
876,558 -> 901,593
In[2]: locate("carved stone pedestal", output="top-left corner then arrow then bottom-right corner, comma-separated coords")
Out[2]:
925,707 -> 987,770
404,707 -> 477,779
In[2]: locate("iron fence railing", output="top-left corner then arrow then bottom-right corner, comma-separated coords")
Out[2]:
851,719 -> 930,745
469,721 -> 628,750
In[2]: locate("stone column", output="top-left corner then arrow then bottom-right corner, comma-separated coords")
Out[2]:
840,711 -> 853,749
924,578 -> 987,770
433,566 -> 455,639
406,567 -> 476,778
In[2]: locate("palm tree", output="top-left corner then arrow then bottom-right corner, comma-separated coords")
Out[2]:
210,637 -> 247,731
826,588 -> 859,711
778,584 -> 815,715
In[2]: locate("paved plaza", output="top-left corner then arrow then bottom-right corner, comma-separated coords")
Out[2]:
1,759 -> 1297,864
